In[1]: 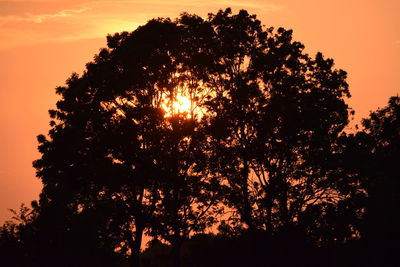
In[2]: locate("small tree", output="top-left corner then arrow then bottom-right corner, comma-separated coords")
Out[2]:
360,96 -> 400,259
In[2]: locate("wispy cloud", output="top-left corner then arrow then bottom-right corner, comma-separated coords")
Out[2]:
0,7 -> 88,24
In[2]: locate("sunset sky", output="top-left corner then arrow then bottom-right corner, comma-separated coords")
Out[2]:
0,0 -> 399,222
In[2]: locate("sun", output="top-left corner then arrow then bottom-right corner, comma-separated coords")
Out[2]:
162,94 -> 192,118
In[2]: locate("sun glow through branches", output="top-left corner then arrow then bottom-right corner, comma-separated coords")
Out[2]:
162,94 -> 192,118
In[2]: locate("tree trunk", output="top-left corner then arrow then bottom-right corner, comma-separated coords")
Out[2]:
241,159 -> 254,230
129,224 -> 144,267
265,193 -> 273,232
278,178 -> 289,226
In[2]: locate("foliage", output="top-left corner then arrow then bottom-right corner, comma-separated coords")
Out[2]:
359,96 -> 400,263
201,9 -> 352,242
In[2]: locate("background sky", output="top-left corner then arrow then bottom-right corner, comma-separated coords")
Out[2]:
0,0 -> 399,223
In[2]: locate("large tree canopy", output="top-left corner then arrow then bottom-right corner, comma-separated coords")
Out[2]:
29,8 -> 357,267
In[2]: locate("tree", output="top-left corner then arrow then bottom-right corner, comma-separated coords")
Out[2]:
0,203 -> 37,266
34,15 -> 217,267
34,20 -> 178,266
33,8 -> 358,266
358,96 -> 400,264
324,96 -> 400,266
201,8 -> 353,242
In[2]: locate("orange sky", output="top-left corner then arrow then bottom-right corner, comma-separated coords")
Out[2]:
0,0 -> 399,223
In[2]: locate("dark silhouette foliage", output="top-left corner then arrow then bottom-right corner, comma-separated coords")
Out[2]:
1,7 -> 397,267
201,10 -> 352,241
348,96 -> 400,265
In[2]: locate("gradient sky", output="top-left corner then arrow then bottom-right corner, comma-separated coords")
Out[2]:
0,0 -> 399,223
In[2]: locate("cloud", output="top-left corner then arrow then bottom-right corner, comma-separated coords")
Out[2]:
0,7 -> 88,24
0,0 -> 90,16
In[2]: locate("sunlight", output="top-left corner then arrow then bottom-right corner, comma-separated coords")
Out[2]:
162,94 -> 192,118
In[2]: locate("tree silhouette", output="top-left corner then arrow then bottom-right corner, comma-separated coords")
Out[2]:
34,21 -> 178,265
201,9 -> 353,242
358,96 -> 400,265
0,203 -> 38,266
23,7 -> 372,267
33,15 -> 219,267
